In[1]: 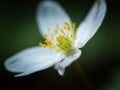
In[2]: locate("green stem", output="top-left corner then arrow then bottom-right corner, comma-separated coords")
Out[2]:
74,61 -> 96,90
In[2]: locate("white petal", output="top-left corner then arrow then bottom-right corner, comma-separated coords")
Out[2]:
4,46 -> 64,77
74,0 -> 107,48
36,0 -> 71,36
54,49 -> 81,76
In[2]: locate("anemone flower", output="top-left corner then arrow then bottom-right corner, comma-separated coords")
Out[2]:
4,0 -> 107,77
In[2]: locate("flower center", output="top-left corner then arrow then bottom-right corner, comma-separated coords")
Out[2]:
39,22 -> 78,53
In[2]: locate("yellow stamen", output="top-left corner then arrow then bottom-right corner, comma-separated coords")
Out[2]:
44,33 -> 49,39
39,22 -> 77,53
76,28 -> 78,32
54,25 -> 59,34
72,22 -> 76,30
65,22 -> 70,30
64,22 -> 70,31
61,29 -> 65,35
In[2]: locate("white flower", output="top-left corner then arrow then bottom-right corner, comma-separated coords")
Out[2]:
4,0 -> 107,77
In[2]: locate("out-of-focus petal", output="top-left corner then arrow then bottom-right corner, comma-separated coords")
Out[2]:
36,0 -> 71,36
54,50 -> 81,76
4,46 -> 64,77
74,0 -> 107,48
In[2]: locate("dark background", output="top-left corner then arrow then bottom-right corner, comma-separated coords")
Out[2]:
0,0 -> 120,90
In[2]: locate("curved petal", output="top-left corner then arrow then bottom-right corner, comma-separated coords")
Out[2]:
54,50 -> 81,76
36,0 -> 72,36
74,0 -> 107,48
4,46 -> 65,77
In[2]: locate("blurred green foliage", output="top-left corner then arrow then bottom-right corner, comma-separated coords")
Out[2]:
0,0 -> 120,90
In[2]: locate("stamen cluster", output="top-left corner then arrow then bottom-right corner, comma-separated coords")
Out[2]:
39,22 -> 78,53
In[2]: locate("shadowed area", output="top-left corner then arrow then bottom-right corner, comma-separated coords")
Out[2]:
0,0 -> 120,90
